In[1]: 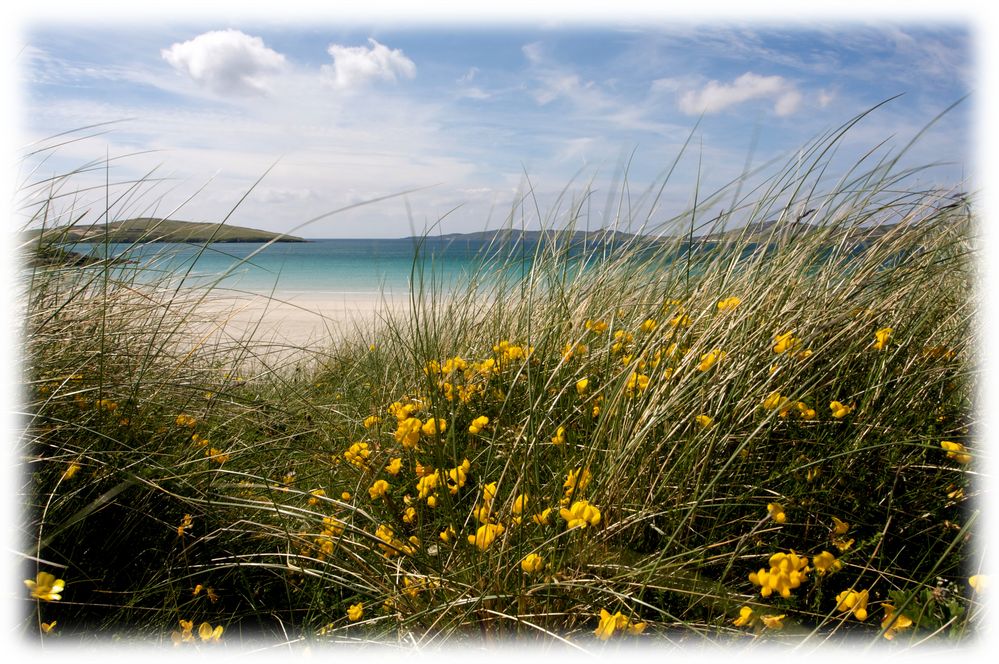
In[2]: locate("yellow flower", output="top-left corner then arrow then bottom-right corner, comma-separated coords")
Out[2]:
482,481 -> 498,504
880,602 -> 913,640
832,516 -> 850,535
40,621 -> 57,634
563,467 -> 592,498
25,572 -> 64,601
362,415 -> 382,428
551,425 -> 567,445
593,609 -> 643,640
749,551 -> 810,599
940,440 -> 971,464
198,622 -> 224,642
341,491 -> 352,501
669,312 -> 692,328
439,525 -> 457,543
177,513 -> 193,537
594,609 -> 628,640
872,327 -> 893,351
811,550 -> 842,576
521,553 -> 545,574
627,620 -> 647,635
385,457 -> 403,475
532,507 -> 553,525
576,378 -> 589,395
795,401 -> 816,420
772,331 -> 799,354
640,318 -> 657,333
205,448 -> 230,464
172,619 -> 195,645
175,414 -> 197,427
697,349 -> 724,372
695,414 -> 713,428
347,603 -> 364,621
468,415 -> 490,434
767,502 -> 787,524
421,417 -> 446,437
760,614 -> 785,630
368,479 -> 390,500
733,606 -> 754,627
835,589 -> 870,620
594,609 -> 620,640
585,319 -> 608,335
717,296 -> 742,312
62,462 -> 81,481
560,500 -> 602,529
446,458 -> 472,494
308,488 -> 326,505
394,417 -> 423,449
829,401 -> 853,418
762,390 -> 786,411
625,372 -> 650,396
467,522 -> 505,551
970,574 -> 989,593
344,441 -> 371,468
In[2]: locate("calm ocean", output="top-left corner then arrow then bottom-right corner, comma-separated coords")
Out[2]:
69,238 -> 539,296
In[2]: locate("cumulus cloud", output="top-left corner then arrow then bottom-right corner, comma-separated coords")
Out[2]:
322,38 -> 416,90
161,29 -> 286,97
678,72 -> 802,116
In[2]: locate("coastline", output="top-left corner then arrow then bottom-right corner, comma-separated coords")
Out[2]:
192,289 -> 408,360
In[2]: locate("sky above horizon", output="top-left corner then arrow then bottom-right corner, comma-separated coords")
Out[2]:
13,19 -> 974,239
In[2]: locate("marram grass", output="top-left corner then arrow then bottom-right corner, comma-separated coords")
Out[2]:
17,122 -> 981,652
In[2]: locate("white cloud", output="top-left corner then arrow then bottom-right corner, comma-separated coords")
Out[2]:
678,72 -> 801,116
774,90 -> 802,117
322,38 -> 416,91
161,29 -> 286,97
456,86 -> 490,100
457,66 -> 479,84
817,88 -> 836,109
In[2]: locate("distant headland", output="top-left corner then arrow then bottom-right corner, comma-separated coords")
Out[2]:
24,218 -> 307,244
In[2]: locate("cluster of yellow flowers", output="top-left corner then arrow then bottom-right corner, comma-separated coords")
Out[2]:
171,620 -> 223,645
177,514 -> 194,537
175,413 -> 198,428
940,440 -> 971,464
560,500 -> 601,529
835,588 -> 870,620
205,447 -> 230,464
562,341 -> 589,361
344,441 -> 371,469
697,349 -> 724,372
493,340 -> 533,367
772,331 -> 801,355
872,327 -> 893,351
749,551 -> 810,599
584,318 -> 609,335
732,606 -> 785,630
374,524 -> 418,557
717,296 -> 741,312
594,609 -> 646,640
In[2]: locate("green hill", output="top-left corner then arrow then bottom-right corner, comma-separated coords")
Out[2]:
25,218 -> 306,244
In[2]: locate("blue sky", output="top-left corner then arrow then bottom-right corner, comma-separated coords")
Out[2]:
12,12 -> 976,238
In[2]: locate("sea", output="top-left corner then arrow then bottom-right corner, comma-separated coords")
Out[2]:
66,238 -> 563,297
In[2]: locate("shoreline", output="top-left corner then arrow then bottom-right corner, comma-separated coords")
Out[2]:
192,289 -> 409,360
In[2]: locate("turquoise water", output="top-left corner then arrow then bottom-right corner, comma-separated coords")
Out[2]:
68,238 -> 533,296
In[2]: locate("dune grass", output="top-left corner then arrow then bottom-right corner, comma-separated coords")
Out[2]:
16,115 -> 982,651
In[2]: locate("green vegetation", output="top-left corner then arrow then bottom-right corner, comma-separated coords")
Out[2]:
18,116 -> 981,652
25,217 -> 306,244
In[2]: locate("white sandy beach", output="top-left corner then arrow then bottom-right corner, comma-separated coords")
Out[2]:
193,290 -> 409,358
